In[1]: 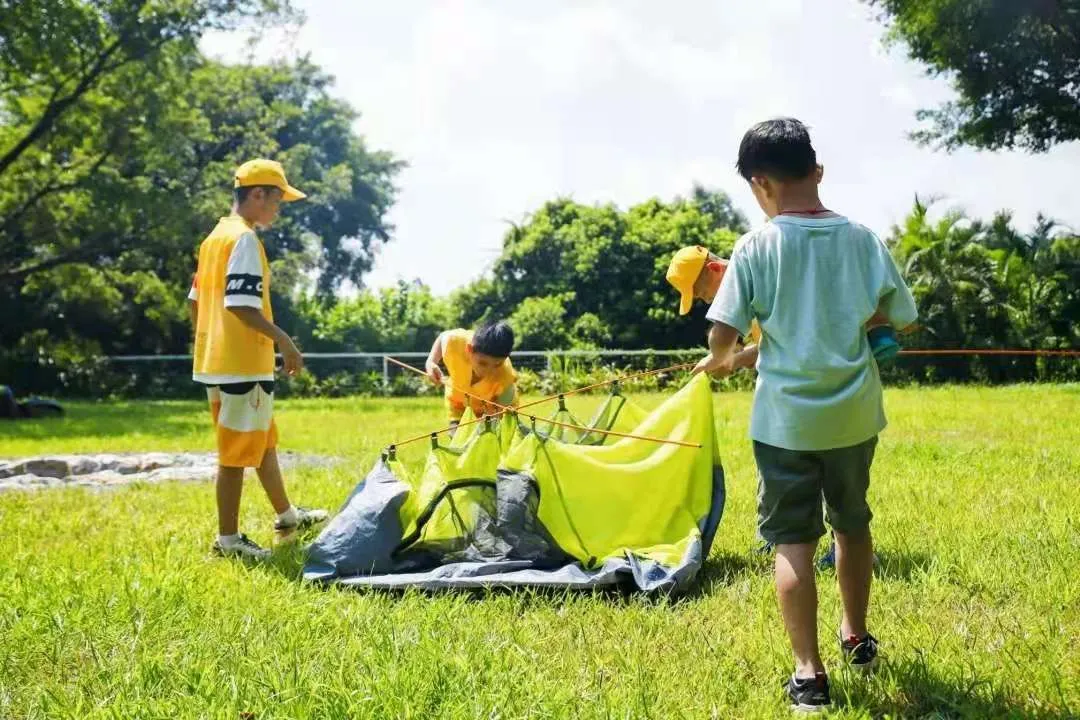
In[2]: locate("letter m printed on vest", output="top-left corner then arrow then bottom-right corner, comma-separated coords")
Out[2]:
225,273 -> 263,297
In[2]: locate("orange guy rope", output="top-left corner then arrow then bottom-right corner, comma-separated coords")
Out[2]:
515,361 -> 695,412
384,355 -> 701,449
898,349 -> 1080,356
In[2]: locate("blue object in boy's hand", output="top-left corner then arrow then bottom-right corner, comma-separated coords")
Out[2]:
867,325 -> 901,364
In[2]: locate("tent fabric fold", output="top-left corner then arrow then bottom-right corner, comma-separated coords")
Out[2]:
303,374 -> 725,594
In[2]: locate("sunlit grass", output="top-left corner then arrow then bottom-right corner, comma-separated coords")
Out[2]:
1,386 -> 1077,718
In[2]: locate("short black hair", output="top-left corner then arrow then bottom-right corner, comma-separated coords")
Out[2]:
736,118 -> 817,182
234,184 -> 279,204
472,321 -> 514,358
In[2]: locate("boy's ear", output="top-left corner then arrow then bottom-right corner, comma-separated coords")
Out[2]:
465,342 -> 473,354
705,260 -> 728,274
815,164 -> 824,183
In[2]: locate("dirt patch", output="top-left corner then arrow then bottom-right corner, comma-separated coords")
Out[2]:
0,451 -> 334,492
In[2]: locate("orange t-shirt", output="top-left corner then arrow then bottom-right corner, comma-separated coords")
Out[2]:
441,329 -> 517,419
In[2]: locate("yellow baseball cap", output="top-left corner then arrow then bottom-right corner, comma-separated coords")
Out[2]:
666,245 -> 709,315
234,159 -> 306,202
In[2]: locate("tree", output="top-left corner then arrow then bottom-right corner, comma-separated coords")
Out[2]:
0,4 -> 401,393
508,294 -> 573,350
886,197 -> 1080,382
453,190 -> 748,349
0,0 -> 298,222
301,281 -> 453,353
865,0 -> 1080,151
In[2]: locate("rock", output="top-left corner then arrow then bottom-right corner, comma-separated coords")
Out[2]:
19,458 -> 71,479
0,451 -> 333,492
80,470 -> 127,485
65,456 -> 103,476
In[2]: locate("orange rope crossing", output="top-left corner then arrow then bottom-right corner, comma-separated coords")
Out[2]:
515,362 -> 694,412
384,356 -> 701,450
898,349 -> 1080,357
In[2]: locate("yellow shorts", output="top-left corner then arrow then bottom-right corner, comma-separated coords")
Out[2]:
206,381 -> 278,468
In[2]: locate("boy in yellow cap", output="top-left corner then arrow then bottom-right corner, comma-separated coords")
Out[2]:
667,245 -> 761,369
424,321 -> 518,429
667,245 -> 901,364
188,159 -> 327,561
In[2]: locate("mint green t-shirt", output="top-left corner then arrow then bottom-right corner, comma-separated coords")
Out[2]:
706,215 -> 918,451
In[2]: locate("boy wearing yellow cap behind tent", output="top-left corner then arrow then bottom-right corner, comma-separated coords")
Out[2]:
666,245 -> 901,365
424,321 -> 518,430
188,159 -> 328,561
667,245 -> 762,370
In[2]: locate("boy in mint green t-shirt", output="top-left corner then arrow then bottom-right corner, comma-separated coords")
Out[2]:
693,118 -> 917,713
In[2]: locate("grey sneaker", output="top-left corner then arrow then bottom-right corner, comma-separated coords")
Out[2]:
840,632 -> 880,674
785,673 -> 831,714
212,534 -> 270,561
273,506 -> 329,538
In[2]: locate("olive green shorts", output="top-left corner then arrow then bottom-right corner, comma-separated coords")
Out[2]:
753,437 -> 878,545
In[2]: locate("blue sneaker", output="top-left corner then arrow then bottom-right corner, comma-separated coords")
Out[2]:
817,536 -> 880,570
818,541 -> 837,569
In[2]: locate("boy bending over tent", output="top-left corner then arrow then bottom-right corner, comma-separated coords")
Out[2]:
424,321 -> 518,431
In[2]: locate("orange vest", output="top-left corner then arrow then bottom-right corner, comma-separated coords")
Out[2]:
192,216 -> 275,380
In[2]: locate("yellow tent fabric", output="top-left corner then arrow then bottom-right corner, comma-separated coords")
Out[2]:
503,374 -> 718,568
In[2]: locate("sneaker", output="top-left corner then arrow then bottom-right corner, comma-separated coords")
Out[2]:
818,541 -> 837,569
212,534 -> 270,561
840,632 -> 879,673
817,536 -> 880,570
785,673 -> 831,713
273,506 -> 329,537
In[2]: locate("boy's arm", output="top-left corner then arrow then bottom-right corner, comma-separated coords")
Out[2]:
219,232 -> 302,375
872,236 -> 919,333
425,331 -> 447,385
227,307 -> 303,376
187,272 -> 198,333
697,245 -> 754,377
733,343 -> 758,370
692,322 -> 742,377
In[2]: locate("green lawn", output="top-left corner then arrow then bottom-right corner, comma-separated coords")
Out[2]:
1,386 -> 1078,719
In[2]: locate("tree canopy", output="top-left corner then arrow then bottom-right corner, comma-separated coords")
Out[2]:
865,0 -> 1080,151
453,185 -> 749,350
0,0 -> 401,393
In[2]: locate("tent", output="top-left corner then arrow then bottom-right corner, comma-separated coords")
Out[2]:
303,373 -> 725,594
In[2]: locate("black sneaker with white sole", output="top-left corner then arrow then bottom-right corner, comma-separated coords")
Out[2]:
273,506 -> 329,537
785,673 -> 831,713
840,632 -> 879,673
212,533 -> 270,561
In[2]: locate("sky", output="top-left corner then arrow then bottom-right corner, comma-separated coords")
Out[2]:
202,0 -> 1080,295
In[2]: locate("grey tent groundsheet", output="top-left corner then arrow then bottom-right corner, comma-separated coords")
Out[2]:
303,375 -> 726,594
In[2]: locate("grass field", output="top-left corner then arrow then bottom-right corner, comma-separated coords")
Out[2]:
1,386 -> 1078,718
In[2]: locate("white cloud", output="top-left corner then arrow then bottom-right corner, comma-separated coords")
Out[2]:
201,0 -> 1080,294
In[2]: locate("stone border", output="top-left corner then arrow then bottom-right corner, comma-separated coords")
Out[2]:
0,451 -> 335,492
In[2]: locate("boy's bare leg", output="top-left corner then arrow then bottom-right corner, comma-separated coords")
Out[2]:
255,447 -> 291,515
834,528 -> 873,639
776,542 -> 825,677
216,466 -> 246,536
